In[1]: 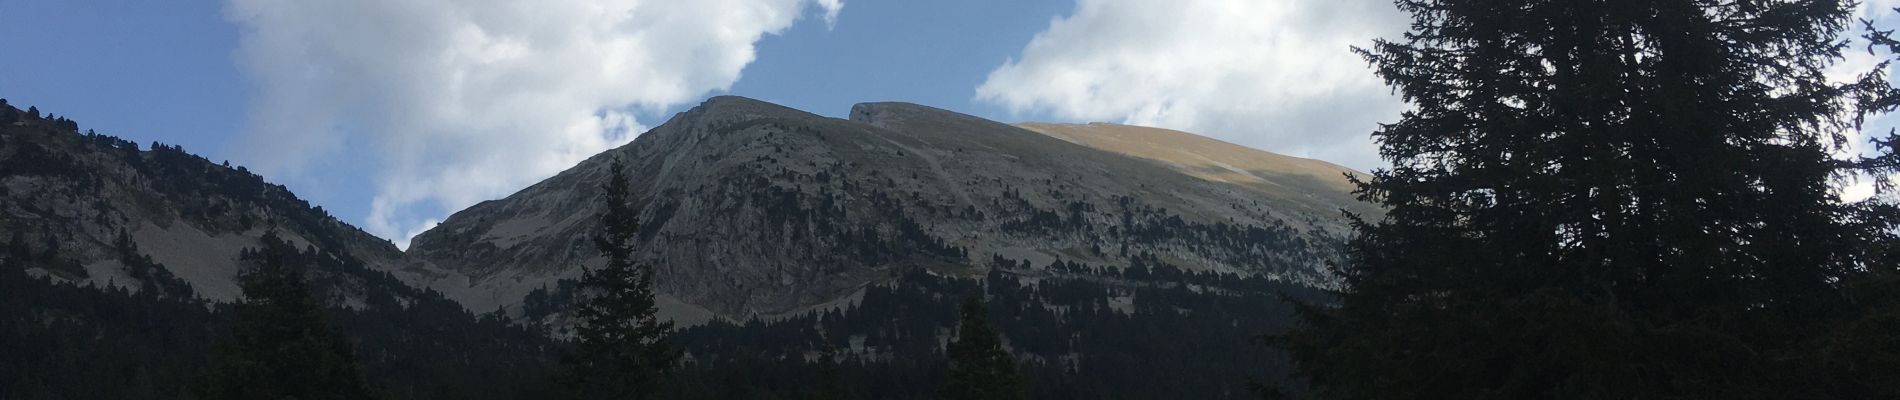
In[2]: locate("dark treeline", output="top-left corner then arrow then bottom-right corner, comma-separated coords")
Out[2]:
0,227 -> 559,399
665,255 -> 1322,400
0,234 -> 218,399
1,233 -> 1311,399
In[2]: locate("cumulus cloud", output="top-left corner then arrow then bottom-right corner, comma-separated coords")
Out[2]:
224,0 -> 842,248
977,0 -> 1409,170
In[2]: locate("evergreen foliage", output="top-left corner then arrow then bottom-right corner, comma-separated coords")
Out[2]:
809,339 -> 847,400
0,228 -> 558,400
641,254 -> 1311,399
564,160 -> 681,400
195,232 -> 377,400
113,229 -> 193,299
941,296 -> 1025,400
0,230 -> 218,400
1276,0 -> 1900,398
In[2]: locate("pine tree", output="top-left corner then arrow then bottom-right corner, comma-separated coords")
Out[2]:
564,160 -> 680,400
941,296 -> 1024,400
809,336 -> 847,400
195,233 -> 375,400
1276,0 -> 1900,398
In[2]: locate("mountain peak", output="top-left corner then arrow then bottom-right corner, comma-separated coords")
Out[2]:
848,101 -> 998,130
683,95 -> 806,118
404,95 -> 1367,318
847,101 -> 932,123
699,95 -> 774,108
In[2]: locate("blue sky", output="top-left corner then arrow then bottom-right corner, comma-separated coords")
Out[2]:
50,1 -> 1900,246
0,0 -> 1084,239
730,0 -> 1074,120
0,1 -> 1891,247
0,0 -> 244,160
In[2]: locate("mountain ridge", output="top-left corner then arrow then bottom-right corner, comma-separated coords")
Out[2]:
0,99 -> 414,303
404,95 -> 1370,320
1017,121 -> 1377,221
0,95 -> 1372,322
0,95 -> 1340,399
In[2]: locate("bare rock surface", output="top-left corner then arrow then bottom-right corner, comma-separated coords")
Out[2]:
0,97 -> 1374,322
407,96 -> 1375,319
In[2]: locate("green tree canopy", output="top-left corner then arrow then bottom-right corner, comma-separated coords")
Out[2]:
563,160 -> 680,400
1277,0 -> 1900,398
941,295 -> 1025,400
195,233 -> 376,400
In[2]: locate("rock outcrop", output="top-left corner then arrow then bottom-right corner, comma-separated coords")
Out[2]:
405,96 -> 1373,319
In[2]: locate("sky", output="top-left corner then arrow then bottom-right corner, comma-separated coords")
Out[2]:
0,0 -> 1891,248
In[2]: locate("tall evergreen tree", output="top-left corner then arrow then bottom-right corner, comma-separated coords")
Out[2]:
941,296 -> 1024,400
807,353 -> 846,399
195,233 -> 375,400
808,332 -> 848,400
1276,0 -> 1900,398
564,160 -> 680,400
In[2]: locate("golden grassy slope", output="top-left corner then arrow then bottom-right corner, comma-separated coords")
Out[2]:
1018,122 -> 1379,218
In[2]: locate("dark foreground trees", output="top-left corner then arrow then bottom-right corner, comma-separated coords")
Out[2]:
195,233 -> 375,400
1277,0 -> 1900,398
941,296 -> 1025,400
564,160 -> 681,400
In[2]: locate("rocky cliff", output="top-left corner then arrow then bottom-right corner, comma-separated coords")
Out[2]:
405,96 -> 1373,319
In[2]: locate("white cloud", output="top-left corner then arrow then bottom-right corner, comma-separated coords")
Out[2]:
1836,1 -> 1900,203
224,0 -> 843,248
976,0 -> 1409,170
816,0 -> 844,28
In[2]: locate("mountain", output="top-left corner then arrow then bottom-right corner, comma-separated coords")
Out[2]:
1016,122 -> 1375,220
0,100 -> 409,303
0,99 -> 559,400
405,96 -> 1371,320
0,95 -> 1373,399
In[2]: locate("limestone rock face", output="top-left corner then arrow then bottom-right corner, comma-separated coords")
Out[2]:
406,96 -> 1374,319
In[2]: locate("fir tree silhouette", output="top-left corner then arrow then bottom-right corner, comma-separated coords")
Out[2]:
941,295 -> 1024,400
1274,0 -> 1900,398
195,233 -> 375,400
563,160 -> 680,400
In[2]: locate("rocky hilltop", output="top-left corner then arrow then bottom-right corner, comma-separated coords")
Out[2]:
406,96 -> 1372,319
0,99 -> 411,303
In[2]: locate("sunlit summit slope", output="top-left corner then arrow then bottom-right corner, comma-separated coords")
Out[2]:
405,96 -> 1374,319
1018,122 -> 1376,219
